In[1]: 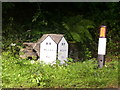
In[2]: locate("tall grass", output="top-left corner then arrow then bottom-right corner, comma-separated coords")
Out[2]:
1,51 -> 118,88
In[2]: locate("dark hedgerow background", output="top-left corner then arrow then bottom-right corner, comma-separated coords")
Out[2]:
1,2 -> 120,88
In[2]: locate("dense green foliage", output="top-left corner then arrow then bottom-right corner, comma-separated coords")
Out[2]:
2,51 -> 118,88
2,2 -> 119,88
2,2 -> 120,59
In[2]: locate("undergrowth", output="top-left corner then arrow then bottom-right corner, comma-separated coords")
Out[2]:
1,51 -> 118,88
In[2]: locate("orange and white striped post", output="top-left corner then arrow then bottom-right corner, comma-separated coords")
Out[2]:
98,25 -> 107,68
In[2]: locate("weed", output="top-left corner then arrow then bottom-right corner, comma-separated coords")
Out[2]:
1,51 -> 118,88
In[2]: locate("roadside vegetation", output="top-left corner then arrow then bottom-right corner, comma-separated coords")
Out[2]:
2,2 -> 119,88
2,51 -> 118,88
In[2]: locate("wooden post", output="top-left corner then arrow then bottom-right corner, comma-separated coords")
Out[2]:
98,25 -> 107,68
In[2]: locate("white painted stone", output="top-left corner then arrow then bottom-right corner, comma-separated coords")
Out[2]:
40,36 -> 57,64
58,37 -> 68,64
39,34 -> 68,64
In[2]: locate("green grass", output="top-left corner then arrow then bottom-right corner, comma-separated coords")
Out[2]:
1,51 -> 118,88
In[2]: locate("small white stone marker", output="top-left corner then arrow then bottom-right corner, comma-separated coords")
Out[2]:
36,34 -> 68,64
